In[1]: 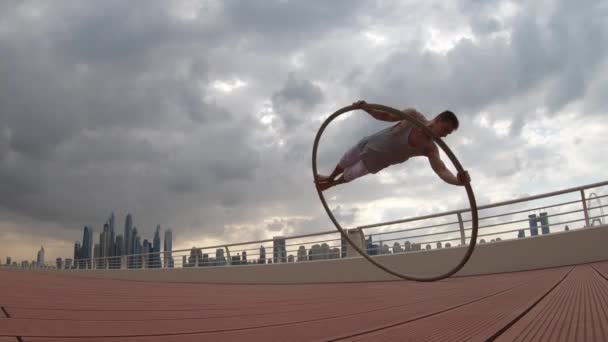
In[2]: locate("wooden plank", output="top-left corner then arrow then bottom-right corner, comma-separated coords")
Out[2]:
496,265 -> 608,341
9,271 -> 548,340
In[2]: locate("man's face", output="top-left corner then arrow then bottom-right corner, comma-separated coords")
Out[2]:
432,120 -> 456,138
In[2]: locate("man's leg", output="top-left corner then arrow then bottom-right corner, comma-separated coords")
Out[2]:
316,165 -> 344,183
316,143 -> 362,184
318,160 -> 369,191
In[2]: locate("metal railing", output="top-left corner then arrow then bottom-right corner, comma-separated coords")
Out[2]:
12,180 -> 608,271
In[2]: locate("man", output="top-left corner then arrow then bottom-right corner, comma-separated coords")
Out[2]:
315,100 -> 470,191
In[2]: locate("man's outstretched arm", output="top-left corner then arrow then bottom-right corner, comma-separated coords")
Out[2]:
353,100 -> 403,122
427,146 -> 470,186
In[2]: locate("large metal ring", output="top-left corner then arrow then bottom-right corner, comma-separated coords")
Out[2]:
312,103 -> 479,282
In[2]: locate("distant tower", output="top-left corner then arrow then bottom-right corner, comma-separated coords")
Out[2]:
36,246 -> 45,267
108,212 -> 115,256
528,214 -> 539,236
164,229 -> 174,268
80,226 -> 93,260
539,212 -> 550,235
517,229 -> 525,238
124,214 -> 133,255
74,242 -> 81,267
297,246 -> 307,262
259,245 -> 266,264
56,258 -> 62,270
153,225 -> 162,268
273,236 -> 287,263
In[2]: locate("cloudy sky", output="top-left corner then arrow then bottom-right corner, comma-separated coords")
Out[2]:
1,0 -> 607,263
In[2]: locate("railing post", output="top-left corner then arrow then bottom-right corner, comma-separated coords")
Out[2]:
457,212 -> 466,246
581,189 -> 590,228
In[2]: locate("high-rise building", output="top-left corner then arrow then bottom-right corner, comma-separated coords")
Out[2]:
329,248 -> 340,259
36,246 -> 45,267
93,243 -> 100,269
56,258 -> 62,269
81,226 -> 93,267
109,212 -> 115,256
143,239 -> 151,268
528,214 -> 539,236
65,258 -> 73,269
241,251 -> 247,265
74,242 -> 82,268
215,248 -> 226,266
6,256 -> 11,265
297,246 -> 307,262
259,245 -> 266,264
124,214 -> 133,256
152,225 -> 161,268
115,235 -> 124,256
129,227 -> 140,268
436,242 -> 443,249
273,237 -> 287,263
164,229 -> 174,268
517,229 -> 525,238
393,242 -> 403,253
189,247 -> 203,267
539,212 -> 550,235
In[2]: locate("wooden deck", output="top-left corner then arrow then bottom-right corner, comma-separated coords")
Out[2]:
1,261 -> 607,341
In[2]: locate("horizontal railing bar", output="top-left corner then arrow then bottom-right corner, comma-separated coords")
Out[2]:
357,180 -> 608,230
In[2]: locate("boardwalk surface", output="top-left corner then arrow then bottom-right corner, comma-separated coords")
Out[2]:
0,261 -> 607,341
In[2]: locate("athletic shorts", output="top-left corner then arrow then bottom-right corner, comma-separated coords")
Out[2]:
338,143 -> 369,182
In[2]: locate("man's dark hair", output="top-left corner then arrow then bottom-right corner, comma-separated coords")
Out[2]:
436,110 -> 459,130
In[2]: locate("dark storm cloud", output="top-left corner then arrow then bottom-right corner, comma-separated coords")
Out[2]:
360,0 -> 608,119
271,73 -> 324,130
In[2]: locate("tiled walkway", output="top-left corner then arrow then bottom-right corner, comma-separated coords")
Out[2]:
1,261 -> 607,341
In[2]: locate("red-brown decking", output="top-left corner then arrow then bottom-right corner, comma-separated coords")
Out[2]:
1,262 -> 607,341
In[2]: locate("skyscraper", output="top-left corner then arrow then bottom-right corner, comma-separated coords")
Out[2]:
528,214 -> 539,236
81,226 -> 93,261
115,235 -> 124,256
93,243 -> 100,269
109,212 -> 115,256
74,242 -> 81,268
36,246 -> 45,267
517,229 -> 525,238
129,227 -> 139,268
6,256 -> 11,266
143,239 -> 151,268
56,258 -> 62,269
259,245 -> 266,264
273,236 -> 287,263
152,225 -> 161,268
539,212 -> 550,235
164,229 -> 174,268
124,214 -> 133,256
215,248 -> 226,266
297,246 -> 307,262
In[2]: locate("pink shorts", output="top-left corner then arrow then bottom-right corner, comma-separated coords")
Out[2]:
339,144 -> 369,182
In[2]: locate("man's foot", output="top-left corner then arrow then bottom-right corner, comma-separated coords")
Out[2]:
317,180 -> 334,191
315,174 -> 332,183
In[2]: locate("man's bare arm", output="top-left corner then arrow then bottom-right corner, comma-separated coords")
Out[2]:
363,108 -> 402,122
427,146 -> 465,186
353,100 -> 404,122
